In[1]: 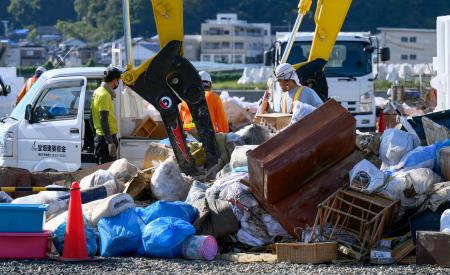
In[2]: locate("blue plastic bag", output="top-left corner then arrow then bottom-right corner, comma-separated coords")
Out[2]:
392,144 -> 437,172
142,217 -> 195,258
98,208 -> 142,257
136,201 -> 197,225
160,137 -> 196,147
53,215 -> 97,257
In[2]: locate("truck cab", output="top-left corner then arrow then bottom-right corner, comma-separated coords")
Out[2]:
0,67 -> 161,172
269,32 -> 389,131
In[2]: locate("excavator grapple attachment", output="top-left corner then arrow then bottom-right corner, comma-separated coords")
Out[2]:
123,40 -> 220,176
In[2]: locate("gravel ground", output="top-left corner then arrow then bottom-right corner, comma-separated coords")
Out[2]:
0,258 -> 449,275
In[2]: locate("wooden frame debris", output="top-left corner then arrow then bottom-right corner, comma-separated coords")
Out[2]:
311,188 -> 399,258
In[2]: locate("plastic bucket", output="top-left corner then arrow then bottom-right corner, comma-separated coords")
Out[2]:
0,204 -> 47,232
182,235 -> 217,261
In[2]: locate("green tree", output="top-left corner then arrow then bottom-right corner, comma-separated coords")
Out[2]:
85,58 -> 96,67
43,60 -> 54,70
7,0 -> 76,28
57,0 -> 123,42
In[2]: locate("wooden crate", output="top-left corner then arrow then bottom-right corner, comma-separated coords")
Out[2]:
311,188 -> 399,259
276,242 -> 337,264
131,116 -> 157,137
254,113 -> 292,130
149,122 -> 168,139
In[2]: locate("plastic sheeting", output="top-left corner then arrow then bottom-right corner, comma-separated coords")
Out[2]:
237,67 -> 273,84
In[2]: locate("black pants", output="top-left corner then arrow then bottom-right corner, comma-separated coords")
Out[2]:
94,135 -> 118,164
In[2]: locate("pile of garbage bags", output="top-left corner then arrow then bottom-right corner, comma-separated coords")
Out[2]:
6,118 -> 293,260
353,119 -> 450,223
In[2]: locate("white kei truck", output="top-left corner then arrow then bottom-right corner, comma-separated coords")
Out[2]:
0,67 -> 161,172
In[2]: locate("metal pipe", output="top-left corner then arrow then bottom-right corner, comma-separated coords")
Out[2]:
0,187 -> 70,192
280,13 -> 304,64
122,0 -> 133,68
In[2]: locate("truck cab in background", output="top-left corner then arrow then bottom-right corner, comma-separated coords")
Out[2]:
0,67 -> 161,172
266,32 -> 390,131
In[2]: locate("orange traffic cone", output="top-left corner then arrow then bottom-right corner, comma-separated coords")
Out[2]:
378,111 -> 386,133
61,182 -> 89,261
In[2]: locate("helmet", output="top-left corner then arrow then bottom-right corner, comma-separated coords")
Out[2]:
35,66 -> 47,77
275,63 -> 301,86
275,63 -> 295,80
199,71 -> 212,83
104,66 -> 123,82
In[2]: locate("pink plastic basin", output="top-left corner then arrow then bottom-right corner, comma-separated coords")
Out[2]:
0,230 -> 51,259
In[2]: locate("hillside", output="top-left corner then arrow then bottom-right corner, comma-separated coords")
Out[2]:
0,0 -> 449,41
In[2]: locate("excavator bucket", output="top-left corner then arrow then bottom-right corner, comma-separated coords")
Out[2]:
123,41 -> 220,176
122,0 -> 220,176
151,0 -> 184,51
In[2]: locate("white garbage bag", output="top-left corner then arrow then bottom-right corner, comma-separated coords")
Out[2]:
90,193 -> 135,226
290,102 -> 316,125
150,157 -> 191,201
379,128 -> 420,168
108,158 -> 140,192
230,145 -> 258,170
349,159 -> 385,194
378,168 -> 441,208
80,169 -> 117,190
441,209 -> 450,233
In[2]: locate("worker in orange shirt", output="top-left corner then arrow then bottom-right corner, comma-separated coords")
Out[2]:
16,66 -> 47,105
179,71 -> 229,134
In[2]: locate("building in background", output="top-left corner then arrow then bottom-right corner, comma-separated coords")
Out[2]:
377,27 -> 436,64
19,43 -> 47,66
35,26 -> 62,44
200,13 -> 271,64
131,38 -> 160,66
184,35 -> 201,61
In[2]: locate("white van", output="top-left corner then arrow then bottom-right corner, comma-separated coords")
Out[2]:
0,67 -> 161,172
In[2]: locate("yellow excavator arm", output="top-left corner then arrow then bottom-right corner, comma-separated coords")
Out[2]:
122,0 -> 184,86
274,0 -> 352,101
121,0 -> 220,176
292,0 -> 352,70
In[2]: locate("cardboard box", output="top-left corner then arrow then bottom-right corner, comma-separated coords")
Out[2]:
254,113 -> 292,130
276,242 -> 337,264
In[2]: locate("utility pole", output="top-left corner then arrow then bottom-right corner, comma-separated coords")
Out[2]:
1,21 -> 8,38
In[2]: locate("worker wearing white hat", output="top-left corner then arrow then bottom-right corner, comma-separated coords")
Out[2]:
274,63 -> 323,113
179,70 -> 229,134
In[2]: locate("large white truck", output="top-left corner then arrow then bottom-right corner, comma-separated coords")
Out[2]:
0,67 -> 161,172
267,32 -> 390,131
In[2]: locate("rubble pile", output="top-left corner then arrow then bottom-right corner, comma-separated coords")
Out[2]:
2,95 -> 450,266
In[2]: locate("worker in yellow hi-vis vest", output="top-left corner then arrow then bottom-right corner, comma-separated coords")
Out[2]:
274,63 -> 323,113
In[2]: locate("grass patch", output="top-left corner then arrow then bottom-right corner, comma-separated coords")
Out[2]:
213,80 -> 267,90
